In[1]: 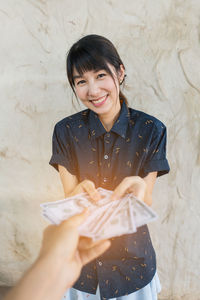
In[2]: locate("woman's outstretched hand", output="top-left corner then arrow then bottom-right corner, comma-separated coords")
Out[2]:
68,179 -> 101,202
110,176 -> 146,202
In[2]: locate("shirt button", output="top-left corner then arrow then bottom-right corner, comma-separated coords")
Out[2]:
98,261 -> 102,266
106,133 -> 110,138
103,178 -> 107,183
104,155 -> 109,159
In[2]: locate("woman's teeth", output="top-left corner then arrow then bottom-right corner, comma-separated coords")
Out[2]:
92,95 -> 107,104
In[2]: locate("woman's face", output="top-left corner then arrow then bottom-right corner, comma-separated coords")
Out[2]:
73,64 -> 124,119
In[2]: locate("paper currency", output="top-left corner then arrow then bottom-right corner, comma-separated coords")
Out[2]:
94,197 -> 135,240
128,194 -> 158,228
40,188 -> 158,241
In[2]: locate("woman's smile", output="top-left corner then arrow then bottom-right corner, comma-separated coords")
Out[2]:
90,94 -> 109,107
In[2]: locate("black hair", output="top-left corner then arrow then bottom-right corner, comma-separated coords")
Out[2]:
66,34 -> 128,105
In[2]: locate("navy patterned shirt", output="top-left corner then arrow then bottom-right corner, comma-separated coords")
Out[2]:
49,101 -> 170,299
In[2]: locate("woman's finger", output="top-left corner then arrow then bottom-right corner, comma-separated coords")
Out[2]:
111,177 -> 132,200
68,180 -> 100,201
68,184 -> 84,196
111,176 -> 146,201
82,180 -> 101,202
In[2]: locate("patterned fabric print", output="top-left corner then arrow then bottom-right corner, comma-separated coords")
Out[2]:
62,272 -> 161,300
49,101 -> 170,299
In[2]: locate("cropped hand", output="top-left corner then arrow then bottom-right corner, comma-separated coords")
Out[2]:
39,210 -> 110,287
4,211 -> 111,300
111,176 -> 146,201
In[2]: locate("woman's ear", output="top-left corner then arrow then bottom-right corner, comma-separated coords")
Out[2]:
118,64 -> 125,84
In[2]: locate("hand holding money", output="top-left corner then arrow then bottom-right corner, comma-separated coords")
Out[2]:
40,210 -> 111,287
41,188 -> 158,241
4,211 -> 111,300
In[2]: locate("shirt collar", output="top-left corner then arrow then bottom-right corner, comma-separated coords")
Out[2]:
88,101 -> 129,139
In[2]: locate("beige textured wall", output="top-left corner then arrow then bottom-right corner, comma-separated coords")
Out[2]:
0,0 -> 200,299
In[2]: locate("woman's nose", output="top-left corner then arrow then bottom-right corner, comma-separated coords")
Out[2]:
87,82 -> 100,98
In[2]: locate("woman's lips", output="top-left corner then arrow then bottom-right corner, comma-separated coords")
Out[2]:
90,94 -> 108,107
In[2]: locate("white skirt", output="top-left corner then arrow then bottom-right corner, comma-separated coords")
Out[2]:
62,272 -> 161,300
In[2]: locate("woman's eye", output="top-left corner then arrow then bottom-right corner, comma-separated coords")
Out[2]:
77,80 -> 85,85
97,73 -> 106,78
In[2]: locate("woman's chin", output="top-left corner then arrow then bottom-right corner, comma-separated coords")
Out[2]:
91,104 -> 112,115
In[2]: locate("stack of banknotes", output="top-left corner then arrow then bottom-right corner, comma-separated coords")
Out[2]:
40,188 -> 157,241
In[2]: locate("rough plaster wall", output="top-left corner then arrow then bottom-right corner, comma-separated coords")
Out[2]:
0,0 -> 200,299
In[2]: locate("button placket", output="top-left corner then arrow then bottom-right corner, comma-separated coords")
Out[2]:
101,133 -> 111,186
103,133 -> 110,161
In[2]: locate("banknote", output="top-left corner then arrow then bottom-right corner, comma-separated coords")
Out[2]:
40,188 -> 158,240
127,194 -> 158,227
93,197 -> 136,240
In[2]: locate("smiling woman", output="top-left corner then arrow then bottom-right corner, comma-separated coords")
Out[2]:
49,34 -> 170,300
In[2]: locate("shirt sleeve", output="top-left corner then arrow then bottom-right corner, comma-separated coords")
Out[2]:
49,123 -> 76,175
140,123 -> 170,178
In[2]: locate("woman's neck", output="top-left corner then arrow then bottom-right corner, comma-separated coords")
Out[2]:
99,101 -> 121,132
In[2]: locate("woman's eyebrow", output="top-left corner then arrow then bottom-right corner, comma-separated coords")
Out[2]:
73,69 -> 105,80
73,75 -> 82,80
